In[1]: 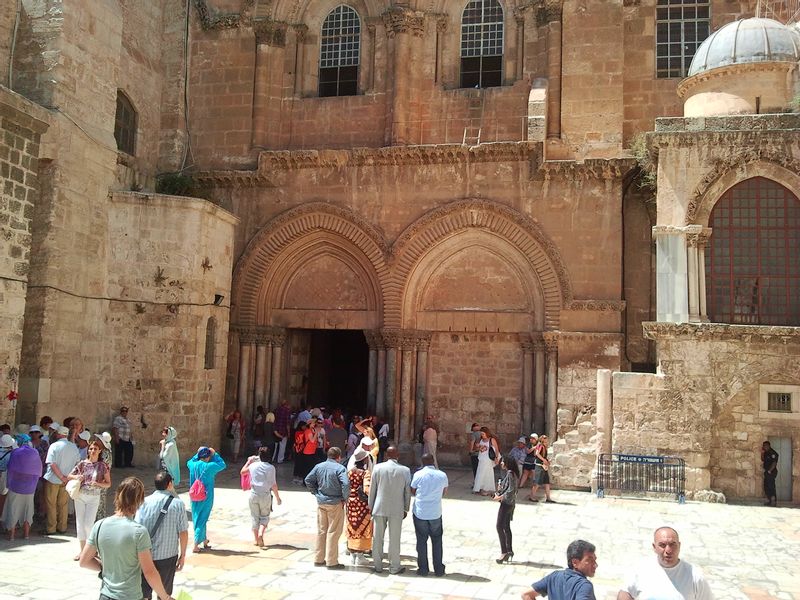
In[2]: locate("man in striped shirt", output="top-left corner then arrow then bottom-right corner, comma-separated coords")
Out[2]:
135,470 -> 188,600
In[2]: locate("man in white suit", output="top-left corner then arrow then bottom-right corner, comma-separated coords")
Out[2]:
368,445 -> 411,574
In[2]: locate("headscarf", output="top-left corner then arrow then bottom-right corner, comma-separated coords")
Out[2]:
7,445 -> 42,494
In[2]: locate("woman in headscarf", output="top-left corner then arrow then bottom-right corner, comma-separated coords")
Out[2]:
2,435 -> 40,540
345,448 -> 373,565
187,446 -> 226,553
159,426 -> 181,485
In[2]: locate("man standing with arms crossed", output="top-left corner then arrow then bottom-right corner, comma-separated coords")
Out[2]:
369,445 -> 411,574
135,471 -> 188,600
411,452 -> 448,577
617,527 -> 714,600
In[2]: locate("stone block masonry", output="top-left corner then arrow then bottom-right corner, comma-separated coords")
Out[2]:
0,86 -> 48,425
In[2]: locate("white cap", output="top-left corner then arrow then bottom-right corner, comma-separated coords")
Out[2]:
360,437 -> 376,447
0,434 -> 15,448
57,425 -> 70,436
78,430 -> 92,441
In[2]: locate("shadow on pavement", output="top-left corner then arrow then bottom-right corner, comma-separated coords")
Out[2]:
444,572 -> 491,582
265,543 -> 307,551
512,560 -> 562,570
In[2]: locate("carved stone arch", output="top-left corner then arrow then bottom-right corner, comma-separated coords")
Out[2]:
389,200 -> 572,329
232,202 -> 390,327
271,0 -> 385,24
686,152 -> 800,226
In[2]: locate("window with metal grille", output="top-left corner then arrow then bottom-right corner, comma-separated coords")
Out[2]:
460,0 -> 504,88
655,0 -> 710,78
114,91 -> 137,155
767,392 -> 792,412
705,177 -> 800,326
319,5 -> 360,97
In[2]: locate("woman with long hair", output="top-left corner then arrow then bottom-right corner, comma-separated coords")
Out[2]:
225,410 -> 246,462
472,426 -> 500,495
68,439 -> 111,560
345,448 -> 373,565
93,432 -> 113,520
493,454 -> 520,563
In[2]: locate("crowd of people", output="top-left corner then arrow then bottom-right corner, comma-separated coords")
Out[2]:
0,403 -> 735,600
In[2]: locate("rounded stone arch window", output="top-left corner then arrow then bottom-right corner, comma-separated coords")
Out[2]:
114,90 -> 137,155
459,0 -> 504,88
705,176 -> 800,325
318,5 -> 361,97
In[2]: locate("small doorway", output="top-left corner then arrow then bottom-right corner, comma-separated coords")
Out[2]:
768,436 -> 793,502
306,329 -> 369,416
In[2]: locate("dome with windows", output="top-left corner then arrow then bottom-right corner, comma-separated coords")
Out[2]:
687,17 -> 800,76
678,17 -> 800,117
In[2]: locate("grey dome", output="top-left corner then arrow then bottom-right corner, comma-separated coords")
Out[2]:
687,17 -> 800,77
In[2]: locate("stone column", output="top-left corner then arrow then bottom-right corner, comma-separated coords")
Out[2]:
382,329 -> 400,436
376,344 -> 387,419
399,334 -> 416,442
653,225 -> 689,323
543,332 -> 559,440
686,225 -> 702,323
237,332 -> 256,415
364,330 -> 380,414
414,332 -> 431,437
292,25 -> 307,96
252,22 -> 288,147
268,329 -> 287,408
513,10 -> 525,82
253,339 -> 270,412
382,7 -> 425,144
596,369 -> 612,455
519,334 -> 535,435
698,228 -> 712,322
533,336 -> 546,435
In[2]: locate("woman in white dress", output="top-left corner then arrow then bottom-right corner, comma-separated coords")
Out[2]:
473,427 -> 500,495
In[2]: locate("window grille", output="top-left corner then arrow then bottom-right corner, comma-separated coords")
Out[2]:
705,177 -> 800,326
655,0 -> 710,78
114,91 -> 137,155
319,5 -> 360,97
767,392 -> 792,413
460,0 -> 504,88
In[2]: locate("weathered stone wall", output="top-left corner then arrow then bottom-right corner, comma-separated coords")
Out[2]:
612,324 -> 800,501
428,331 -> 523,463
0,86 -> 48,425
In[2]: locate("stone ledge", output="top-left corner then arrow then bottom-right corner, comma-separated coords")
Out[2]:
0,85 -> 50,134
655,112 -> 800,133
642,321 -> 800,343
110,191 -> 239,226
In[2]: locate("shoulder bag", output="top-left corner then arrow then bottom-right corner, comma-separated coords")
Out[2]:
149,495 -> 175,539
66,477 -> 82,500
488,442 -> 497,462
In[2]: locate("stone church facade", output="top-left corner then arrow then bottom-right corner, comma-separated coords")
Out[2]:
0,0 -> 797,502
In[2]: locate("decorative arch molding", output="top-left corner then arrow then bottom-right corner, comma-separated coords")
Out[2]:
686,150 -> 800,225
233,202 -> 390,326
389,199 -> 572,329
272,0 -> 385,25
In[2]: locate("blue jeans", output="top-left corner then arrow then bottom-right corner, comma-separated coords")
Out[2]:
413,514 -> 444,575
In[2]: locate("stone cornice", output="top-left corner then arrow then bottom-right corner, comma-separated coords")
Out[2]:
677,62 -> 797,99
193,170 -> 273,188
537,158 -> 635,182
564,300 -> 626,312
643,322 -> 800,344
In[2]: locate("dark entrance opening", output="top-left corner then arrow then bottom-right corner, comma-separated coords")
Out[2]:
307,329 -> 369,416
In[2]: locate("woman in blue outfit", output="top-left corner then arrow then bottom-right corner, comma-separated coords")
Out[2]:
186,446 -> 226,553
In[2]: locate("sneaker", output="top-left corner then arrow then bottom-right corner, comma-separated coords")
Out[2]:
389,567 -> 406,575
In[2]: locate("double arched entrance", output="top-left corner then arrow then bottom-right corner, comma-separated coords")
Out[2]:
229,200 -> 570,457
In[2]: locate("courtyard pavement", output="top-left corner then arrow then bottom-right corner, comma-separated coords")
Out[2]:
0,460 -> 797,600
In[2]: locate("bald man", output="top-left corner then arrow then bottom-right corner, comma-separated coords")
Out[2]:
617,527 -> 713,600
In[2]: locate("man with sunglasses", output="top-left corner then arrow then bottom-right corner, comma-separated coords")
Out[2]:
113,406 -> 135,468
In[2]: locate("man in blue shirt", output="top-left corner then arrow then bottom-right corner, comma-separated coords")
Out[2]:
522,539 -> 597,600
411,453 -> 449,577
305,446 -> 350,570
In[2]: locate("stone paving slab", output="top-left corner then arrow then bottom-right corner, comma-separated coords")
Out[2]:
0,462 -> 798,599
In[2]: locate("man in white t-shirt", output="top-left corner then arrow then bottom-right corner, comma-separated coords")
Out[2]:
617,527 -> 714,600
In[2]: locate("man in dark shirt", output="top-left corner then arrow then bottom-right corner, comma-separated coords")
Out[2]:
761,441 -> 779,507
305,446 -> 350,569
522,539 -> 597,600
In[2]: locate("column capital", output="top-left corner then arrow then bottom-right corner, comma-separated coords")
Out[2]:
380,328 -> 419,349
292,23 -> 308,43
382,7 -> 425,38
414,330 -> 432,351
254,19 -> 288,47
364,329 -> 385,351
434,14 -> 448,33
689,227 -> 713,248
542,331 -> 559,353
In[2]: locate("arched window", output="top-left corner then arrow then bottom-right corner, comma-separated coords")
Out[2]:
705,177 -> 800,325
460,0 -> 504,88
319,5 -> 361,97
204,317 -> 217,369
114,91 -> 137,155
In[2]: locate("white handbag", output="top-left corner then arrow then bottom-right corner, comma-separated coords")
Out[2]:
66,478 -> 82,500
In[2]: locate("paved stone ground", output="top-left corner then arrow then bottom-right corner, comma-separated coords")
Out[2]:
0,461 -> 797,600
